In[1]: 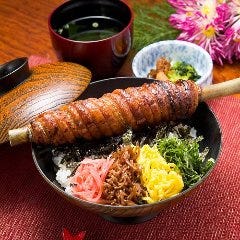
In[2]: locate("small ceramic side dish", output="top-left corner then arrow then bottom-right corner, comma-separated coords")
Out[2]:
132,40 -> 213,87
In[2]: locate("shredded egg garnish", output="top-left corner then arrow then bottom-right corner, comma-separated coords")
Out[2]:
137,145 -> 184,204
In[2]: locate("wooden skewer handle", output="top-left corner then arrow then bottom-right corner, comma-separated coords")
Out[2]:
201,78 -> 240,101
9,127 -> 31,146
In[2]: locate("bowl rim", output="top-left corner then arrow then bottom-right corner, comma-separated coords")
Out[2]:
31,77 -> 222,213
132,40 -> 213,86
48,0 -> 134,44
0,57 -> 30,95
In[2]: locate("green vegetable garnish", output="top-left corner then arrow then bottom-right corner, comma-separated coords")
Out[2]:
167,61 -> 201,82
156,135 -> 214,189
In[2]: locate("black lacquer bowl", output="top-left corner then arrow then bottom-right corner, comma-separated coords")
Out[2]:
32,77 -> 222,224
0,57 -> 30,95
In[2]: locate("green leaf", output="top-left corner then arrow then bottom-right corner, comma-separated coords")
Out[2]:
133,1 -> 180,51
156,136 -> 214,189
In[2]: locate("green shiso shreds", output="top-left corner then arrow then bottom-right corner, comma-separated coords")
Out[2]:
157,136 -> 214,189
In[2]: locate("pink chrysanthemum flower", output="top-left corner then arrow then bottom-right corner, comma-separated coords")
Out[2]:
224,18 -> 240,62
228,0 -> 240,24
222,0 -> 240,62
168,0 -> 236,64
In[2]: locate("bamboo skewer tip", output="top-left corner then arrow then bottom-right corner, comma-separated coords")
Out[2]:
8,127 -> 30,146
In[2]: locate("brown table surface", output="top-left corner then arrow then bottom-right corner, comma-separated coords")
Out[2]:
0,1 -> 240,239
1,0 -> 240,83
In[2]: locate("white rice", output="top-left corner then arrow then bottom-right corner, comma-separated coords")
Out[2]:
189,127 -> 197,138
52,152 -> 65,166
56,168 -> 71,188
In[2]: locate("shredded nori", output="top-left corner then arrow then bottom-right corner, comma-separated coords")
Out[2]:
52,135 -> 123,166
51,122 -> 191,166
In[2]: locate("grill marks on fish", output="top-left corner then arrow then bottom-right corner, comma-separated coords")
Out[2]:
106,92 -> 136,130
68,103 -> 92,140
29,80 -> 200,145
101,94 -> 127,134
130,86 -> 154,125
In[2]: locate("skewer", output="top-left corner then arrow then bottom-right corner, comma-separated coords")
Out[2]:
8,78 -> 240,146
9,127 -> 31,146
200,77 -> 240,101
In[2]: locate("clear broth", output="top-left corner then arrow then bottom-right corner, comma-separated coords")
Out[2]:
57,16 -> 124,41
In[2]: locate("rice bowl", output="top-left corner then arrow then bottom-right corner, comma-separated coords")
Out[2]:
32,77 -> 221,223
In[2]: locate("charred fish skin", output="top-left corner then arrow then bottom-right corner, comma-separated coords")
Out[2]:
29,80 -> 200,145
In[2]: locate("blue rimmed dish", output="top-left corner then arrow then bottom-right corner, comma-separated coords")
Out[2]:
132,40 -> 213,87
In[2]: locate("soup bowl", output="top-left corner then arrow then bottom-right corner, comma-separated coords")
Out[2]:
48,0 -> 133,80
31,77 -> 222,224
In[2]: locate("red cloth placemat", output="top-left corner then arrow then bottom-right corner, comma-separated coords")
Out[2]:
0,57 -> 239,239
0,97 -> 239,240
